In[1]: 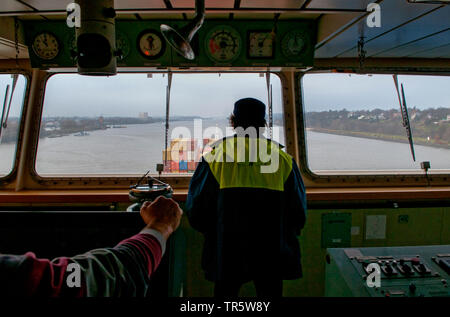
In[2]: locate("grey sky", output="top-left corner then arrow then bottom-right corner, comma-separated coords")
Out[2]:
302,73 -> 450,111
1,73 -> 449,119
41,73 -> 283,118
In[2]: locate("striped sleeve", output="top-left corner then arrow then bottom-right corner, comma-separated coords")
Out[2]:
0,233 -> 163,297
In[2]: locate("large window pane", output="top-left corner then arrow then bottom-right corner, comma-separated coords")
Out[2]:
167,73 -> 284,173
36,73 -> 284,176
0,74 -> 27,177
302,73 -> 450,174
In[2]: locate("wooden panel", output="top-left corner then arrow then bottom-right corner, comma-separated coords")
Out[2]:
316,1 -> 443,58
1,187 -> 450,204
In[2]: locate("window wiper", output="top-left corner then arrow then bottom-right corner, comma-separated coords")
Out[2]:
0,74 -> 19,142
164,72 -> 173,164
393,74 -> 416,162
0,84 -> 10,142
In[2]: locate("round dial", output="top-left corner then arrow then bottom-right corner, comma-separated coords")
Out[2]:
281,30 -> 306,59
248,31 -> 274,58
116,31 -> 130,61
138,31 -> 164,59
205,25 -> 241,63
32,32 -> 59,60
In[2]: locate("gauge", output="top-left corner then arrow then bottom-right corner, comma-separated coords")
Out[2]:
281,30 -> 306,59
248,31 -> 274,58
205,25 -> 242,63
32,32 -> 60,60
115,31 -> 130,61
138,30 -> 165,59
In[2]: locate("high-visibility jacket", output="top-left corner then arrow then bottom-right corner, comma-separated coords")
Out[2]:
185,136 -> 307,283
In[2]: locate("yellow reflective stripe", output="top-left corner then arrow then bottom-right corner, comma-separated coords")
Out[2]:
204,137 -> 293,191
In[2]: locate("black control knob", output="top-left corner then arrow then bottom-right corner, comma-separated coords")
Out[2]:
385,264 -> 393,274
409,283 -> 416,293
403,264 -> 412,273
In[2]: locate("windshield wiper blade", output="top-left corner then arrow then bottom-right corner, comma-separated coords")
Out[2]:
393,75 -> 416,161
0,85 -> 10,142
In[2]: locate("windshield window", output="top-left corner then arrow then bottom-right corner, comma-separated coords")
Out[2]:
0,74 -> 27,177
301,73 -> 450,174
35,73 -> 284,176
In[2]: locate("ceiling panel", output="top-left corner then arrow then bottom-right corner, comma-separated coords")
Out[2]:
371,29 -> 450,58
365,7 -> 450,57
205,0 -> 235,8
315,0 -> 444,58
138,13 -> 184,20
307,0 -> 372,10
407,42 -> 450,58
16,15 -> 46,20
20,0 -> 71,10
115,0 -> 166,9
171,0 -> 236,8
241,0 -> 306,9
233,13 -> 278,19
20,0 -> 167,10
279,12 -> 320,19
0,0 -> 34,12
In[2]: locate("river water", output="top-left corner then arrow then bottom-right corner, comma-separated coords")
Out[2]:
0,119 -> 449,176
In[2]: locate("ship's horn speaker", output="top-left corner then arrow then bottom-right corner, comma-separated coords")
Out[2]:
160,0 -> 205,60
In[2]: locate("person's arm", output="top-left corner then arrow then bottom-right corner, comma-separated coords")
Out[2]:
185,158 -> 219,233
0,196 -> 182,297
284,159 -> 307,235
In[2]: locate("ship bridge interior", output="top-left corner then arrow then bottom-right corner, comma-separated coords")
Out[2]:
0,0 -> 449,297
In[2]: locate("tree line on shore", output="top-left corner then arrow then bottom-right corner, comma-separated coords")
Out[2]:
305,107 -> 450,148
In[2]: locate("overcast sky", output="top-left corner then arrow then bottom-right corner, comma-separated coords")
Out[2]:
1,73 -> 449,118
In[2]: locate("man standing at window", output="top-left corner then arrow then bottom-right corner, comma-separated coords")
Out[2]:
185,98 -> 307,297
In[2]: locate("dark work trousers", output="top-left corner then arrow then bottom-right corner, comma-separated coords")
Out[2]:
214,278 -> 283,297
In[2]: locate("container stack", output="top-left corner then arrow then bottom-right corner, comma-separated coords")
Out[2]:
162,138 -> 208,173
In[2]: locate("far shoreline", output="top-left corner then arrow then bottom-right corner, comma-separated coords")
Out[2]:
307,128 -> 450,150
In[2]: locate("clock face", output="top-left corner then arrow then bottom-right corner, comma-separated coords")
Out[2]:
281,30 -> 306,59
32,32 -> 60,60
248,31 -> 274,58
138,31 -> 164,59
205,25 -> 241,63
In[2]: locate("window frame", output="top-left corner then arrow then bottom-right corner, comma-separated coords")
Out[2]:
0,71 -> 31,183
295,71 -> 450,186
30,70 -> 288,189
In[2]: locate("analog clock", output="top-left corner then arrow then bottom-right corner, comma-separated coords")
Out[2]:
248,31 -> 274,58
138,30 -> 165,59
281,30 -> 306,59
205,25 -> 242,63
32,32 -> 60,60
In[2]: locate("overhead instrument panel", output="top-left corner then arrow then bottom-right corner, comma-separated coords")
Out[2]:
23,20 -> 316,69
